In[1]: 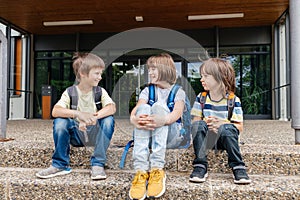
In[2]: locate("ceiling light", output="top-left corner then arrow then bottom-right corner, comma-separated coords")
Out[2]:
135,16 -> 144,22
43,20 -> 93,26
188,13 -> 244,21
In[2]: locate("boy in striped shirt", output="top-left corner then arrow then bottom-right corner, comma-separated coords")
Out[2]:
189,58 -> 251,184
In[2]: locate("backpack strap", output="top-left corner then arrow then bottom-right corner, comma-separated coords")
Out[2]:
227,92 -> 236,121
199,91 -> 207,109
67,85 -> 102,111
198,92 -> 207,119
148,84 -> 156,106
148,84 -> 181,122
148,84 -> 181,111
119,139 -> 134,169
67,85 -> 78,110
167,84 -> 180,112
93,86 -> 102,110
198,91 -> 235,121
167,84 -> 182,123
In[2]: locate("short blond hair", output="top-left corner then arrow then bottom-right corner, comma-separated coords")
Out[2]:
146,53 -> 177,84
73,52 -> 105,82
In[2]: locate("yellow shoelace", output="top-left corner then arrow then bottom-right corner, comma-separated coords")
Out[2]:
149,169 -> 162,183
132,172 -> 148,185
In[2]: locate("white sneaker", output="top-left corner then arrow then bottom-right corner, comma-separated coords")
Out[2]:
91,166 -> 106,180
36,166 -> 72,179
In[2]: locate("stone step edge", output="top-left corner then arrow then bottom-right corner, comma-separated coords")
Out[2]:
0,167 -> 299,200
1,144 -> 299,176
1,143 -> 300,156
2,141 -> 300,153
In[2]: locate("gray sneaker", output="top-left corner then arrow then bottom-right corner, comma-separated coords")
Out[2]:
91,166 -> 106,180
36,166 -> 72,179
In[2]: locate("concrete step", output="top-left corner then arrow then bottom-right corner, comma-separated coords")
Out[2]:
2,119 -> 300,176
0,141 -> 299,176
0,167 -> 299,200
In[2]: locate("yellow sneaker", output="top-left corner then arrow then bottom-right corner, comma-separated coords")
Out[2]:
129,171 -> 149,200
147,168 -> 166,198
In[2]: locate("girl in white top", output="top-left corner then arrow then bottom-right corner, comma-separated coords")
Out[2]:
129,53 -> 186,199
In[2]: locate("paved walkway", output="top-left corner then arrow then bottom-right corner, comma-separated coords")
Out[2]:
5,119 -> 296,146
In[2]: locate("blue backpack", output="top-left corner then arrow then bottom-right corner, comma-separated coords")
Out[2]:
119,84 -> 191,169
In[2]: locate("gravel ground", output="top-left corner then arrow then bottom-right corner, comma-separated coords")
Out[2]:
1,119 -> 299,199
4,119 -> 297,146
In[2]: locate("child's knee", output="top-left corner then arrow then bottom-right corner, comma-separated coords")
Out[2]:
151,103 -> 169,115
192,120 -> 208,135
136,104 -> 151,115
218,124 -> 239,137
97,116 -> 114,140
53,118 -> 69,131
99,115 -> 114,128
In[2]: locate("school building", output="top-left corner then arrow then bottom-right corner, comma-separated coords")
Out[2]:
1,0 -> 300,143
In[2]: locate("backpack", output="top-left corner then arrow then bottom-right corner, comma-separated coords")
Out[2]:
198,91 -> 236,121
67,85 -> 102,111
119,84 -> 191,169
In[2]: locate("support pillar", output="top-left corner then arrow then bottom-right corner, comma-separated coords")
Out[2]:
290,0 -> 300,144
0,30 -> 7,139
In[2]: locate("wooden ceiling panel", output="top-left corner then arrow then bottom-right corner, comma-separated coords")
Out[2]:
0,0 -> 288,35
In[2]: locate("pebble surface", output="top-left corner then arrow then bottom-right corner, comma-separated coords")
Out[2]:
0,119 -> 299,199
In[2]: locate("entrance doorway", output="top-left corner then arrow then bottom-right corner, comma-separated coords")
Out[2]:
108,58 -> 147,118
106,53 -> 186,118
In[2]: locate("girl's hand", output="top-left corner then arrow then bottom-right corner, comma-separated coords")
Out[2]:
131,114 -> 153,130
147,114 -> 167,128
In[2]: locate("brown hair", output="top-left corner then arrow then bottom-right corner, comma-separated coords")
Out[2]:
146,53 -> 177,84
72,52 -> 105,82
200,58 -> 236,97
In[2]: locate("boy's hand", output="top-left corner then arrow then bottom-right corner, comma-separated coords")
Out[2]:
79,121 -> 87,131
205,116 -> 224,133
76,111 -> 97,126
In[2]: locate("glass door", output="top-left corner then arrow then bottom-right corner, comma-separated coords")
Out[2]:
227,54 -> 271,116
109,59 -> 147,118
108,59 -> 185,118
186,53 -> 271,117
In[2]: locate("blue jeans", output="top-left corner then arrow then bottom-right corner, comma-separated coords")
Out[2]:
133,103 -> 174,171
191,120 -> 245,169
51,116 -> 114,169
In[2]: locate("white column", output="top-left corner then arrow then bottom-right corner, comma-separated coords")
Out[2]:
279,24 -> 288,121
0,30 -> 7,138
290,0 -> 300,144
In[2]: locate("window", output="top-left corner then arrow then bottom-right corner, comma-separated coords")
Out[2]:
187,45 -> 271,117
0,23 -> 6,36
226,53 -> 271,116
10,36 -> 22,96
34,52 -> 73,117
9,27 -> 23,96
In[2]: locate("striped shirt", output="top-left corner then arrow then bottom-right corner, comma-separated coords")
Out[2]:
191,92 -> 243,122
